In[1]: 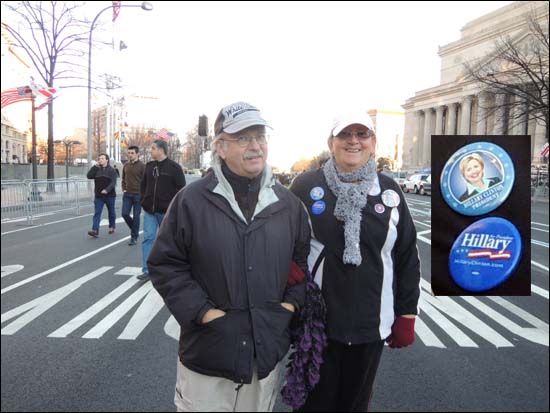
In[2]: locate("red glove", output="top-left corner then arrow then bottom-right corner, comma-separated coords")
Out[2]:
385,316 -> 415,348
287,261 -> 305,286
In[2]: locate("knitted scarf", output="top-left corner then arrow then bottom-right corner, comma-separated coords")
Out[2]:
322,156 -> 377,266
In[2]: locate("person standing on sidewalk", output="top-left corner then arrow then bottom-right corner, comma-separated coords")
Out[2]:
121,146 -> 145,246
290,112 -> 421,412
137,139 -> 186,281
87,153 -> 118,238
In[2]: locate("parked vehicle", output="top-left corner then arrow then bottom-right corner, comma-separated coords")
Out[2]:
421,174 -> 431,195
403,173 -> 430,194
381,170 -> 408,189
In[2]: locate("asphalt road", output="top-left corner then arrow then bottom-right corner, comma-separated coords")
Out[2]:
1,190 -> 548,412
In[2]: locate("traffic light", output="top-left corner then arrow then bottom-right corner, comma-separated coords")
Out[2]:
198,115 -> 208,136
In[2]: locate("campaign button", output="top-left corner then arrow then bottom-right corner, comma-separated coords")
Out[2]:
310,186 -> 325,201
381,189 -> 400,208
448,217 -> 522,292
311,200 -> 326,215
440,142 -> 514,216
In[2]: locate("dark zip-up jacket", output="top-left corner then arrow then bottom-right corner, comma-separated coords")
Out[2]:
291,169 -> 420,345
148,165 -> 310,384
140,158 -> 186,214
87,164 -> 118,198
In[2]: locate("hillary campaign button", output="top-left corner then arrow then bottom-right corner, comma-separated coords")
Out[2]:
311,200 -> 326,215
310,186 -> 325,201
381,189 -> 400,208
448,217 -> 522,292
440,142 -> 514,216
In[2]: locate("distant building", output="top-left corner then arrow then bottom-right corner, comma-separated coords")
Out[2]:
402,1 -> 548,169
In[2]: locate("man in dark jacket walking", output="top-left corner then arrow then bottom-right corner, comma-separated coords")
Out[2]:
148,102 -> 310,411
138,139 -> 185,281
87,153 -> 118,237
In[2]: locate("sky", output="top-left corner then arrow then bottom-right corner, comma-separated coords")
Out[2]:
4,1 -> 514,170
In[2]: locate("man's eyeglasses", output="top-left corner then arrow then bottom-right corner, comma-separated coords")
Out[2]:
222,134 -> 269,147
335,130 -> 374,141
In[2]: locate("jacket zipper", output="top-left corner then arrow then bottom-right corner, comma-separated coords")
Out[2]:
152,162 -> 158,213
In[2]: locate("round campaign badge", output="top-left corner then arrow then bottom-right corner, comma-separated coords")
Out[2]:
311,200 -> 326,215
440,142 -> 514,216
381,189 -> 400,208
374,203 -> 385,214
448,217 -> 522,292
310,186 -> 325,201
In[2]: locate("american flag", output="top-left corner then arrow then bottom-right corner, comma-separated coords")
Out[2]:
541,142 -> 549,158
112,1 -> 121,22
1,86 -> 33,108
157,128 -> 170,141
35,95 -> 58,112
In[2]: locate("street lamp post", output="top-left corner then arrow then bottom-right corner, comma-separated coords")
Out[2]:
55,139 -> 81,180
86,2 -> 153,168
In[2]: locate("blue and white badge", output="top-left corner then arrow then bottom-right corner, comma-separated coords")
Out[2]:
441,142 -> 514,216
449,217 -> 522,292
381,189 -> 400,208
310,186 -> 325,201
311,200 -> 326,215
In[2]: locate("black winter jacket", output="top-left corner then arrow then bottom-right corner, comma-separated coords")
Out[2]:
87,164 -> 118,197
148,167 -> 310,384
291,170 -> 420,345
140,158 -> 186,214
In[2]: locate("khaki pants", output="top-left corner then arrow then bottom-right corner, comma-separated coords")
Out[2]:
174,359 -> 281,412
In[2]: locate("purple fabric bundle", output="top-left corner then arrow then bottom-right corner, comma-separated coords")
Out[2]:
281,272 -> 327,409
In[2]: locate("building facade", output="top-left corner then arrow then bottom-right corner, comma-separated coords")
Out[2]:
402,1 -> 548,169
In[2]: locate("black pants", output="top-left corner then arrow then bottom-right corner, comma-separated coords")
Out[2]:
298,339 -> 385,412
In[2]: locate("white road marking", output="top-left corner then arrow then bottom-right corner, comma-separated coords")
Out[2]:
1,267 -> 112,335
1,234 -> 140,295
115,267 -> 143,276
48,276 -> 140,338
118,289 -> 165,340
414,316 -> 446,348
1,214 -> 93,236
1,265 -> 24,278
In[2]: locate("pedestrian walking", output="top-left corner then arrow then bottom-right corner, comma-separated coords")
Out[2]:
87,153 -> 118,237
138,139 -> 186,281
121,146 -> 145,245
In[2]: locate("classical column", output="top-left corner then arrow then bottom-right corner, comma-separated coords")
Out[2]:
447,102 -> 458,135
513,97 -> 528,135
494,93 -> 507,135
435,106 -> 445,135
414,110 -> 424,166
476,92 -> 487,135
422,108 -> 433,166
460,96 -> 473,134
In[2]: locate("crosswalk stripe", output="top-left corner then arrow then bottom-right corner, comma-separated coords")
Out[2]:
48,276 -> 140,338
414,316 -> 446,348
118,289 -> 165,340
82,282 -> 154,339
419,297 -> 478,347
1,267 -> 112,335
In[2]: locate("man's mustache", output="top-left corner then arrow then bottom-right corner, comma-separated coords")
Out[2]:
243,151 -> 264,160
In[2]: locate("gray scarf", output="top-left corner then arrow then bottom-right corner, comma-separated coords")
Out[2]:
323,156 -> 377,266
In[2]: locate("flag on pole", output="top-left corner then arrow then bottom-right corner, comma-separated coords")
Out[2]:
35,95 -> 58,111
1,86 -> 33,108
113,1 -> 121,22
541,142 -> 549,157
157,128 -> 170,141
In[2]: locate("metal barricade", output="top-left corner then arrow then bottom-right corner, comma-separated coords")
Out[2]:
1,179 -> 95,225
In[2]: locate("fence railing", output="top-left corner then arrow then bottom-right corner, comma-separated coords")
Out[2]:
531,170 -> 548,198
1,179 -> 94,225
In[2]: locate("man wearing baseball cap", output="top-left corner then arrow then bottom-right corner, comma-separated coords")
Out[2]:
148,101 -> 310,411
290,112 -> 420,411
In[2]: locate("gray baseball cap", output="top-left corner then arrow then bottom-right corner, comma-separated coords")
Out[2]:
214,101 -> 272,135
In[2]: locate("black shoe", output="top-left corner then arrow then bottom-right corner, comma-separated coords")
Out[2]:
136,273 -> 150,281
128,238 -> 137,246
88,230 -> 98,238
